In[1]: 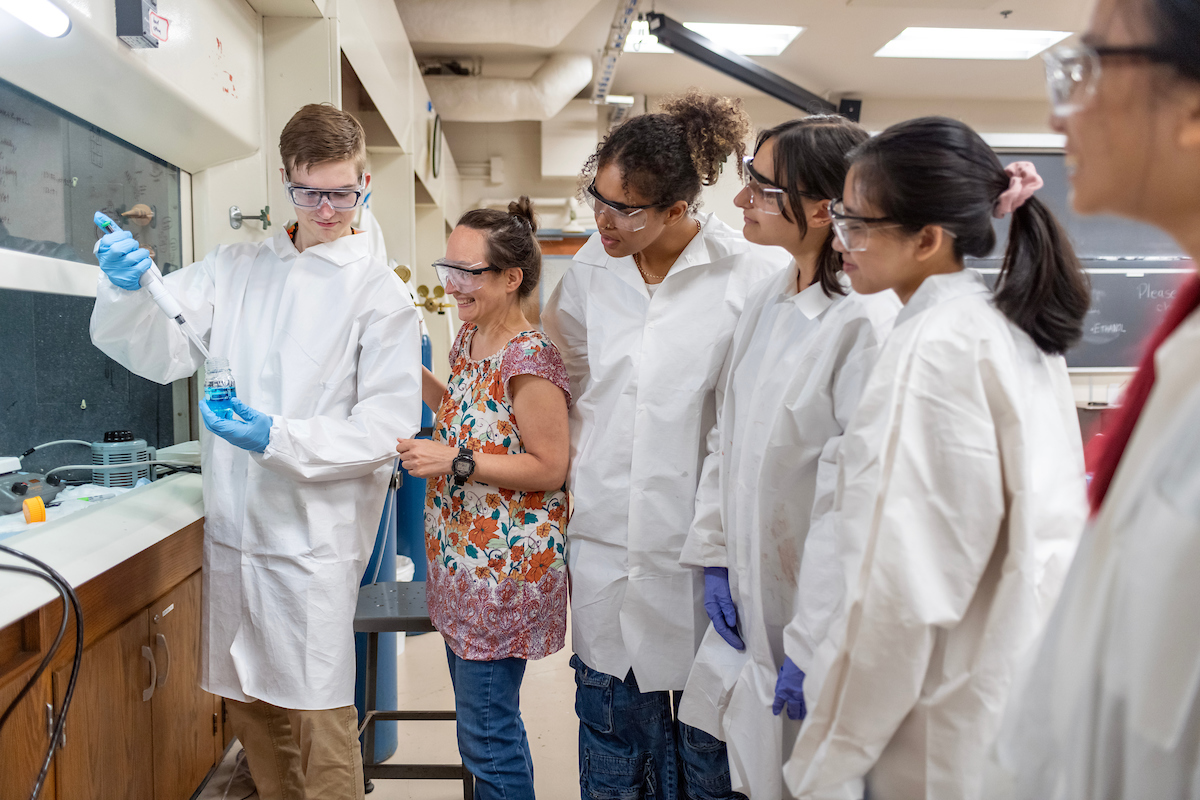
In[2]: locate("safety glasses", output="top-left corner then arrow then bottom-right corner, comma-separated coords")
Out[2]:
584,182 -> 656,232
828,199 -> 902,253
284,180 -> 366,210
741,156 -> 788,215
1043,43 -> 1176,118
433,259 -> 503,293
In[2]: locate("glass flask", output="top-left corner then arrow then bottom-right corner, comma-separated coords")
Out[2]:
204,357 -> 237,420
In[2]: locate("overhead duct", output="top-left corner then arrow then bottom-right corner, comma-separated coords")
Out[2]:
424,53 -> 593,122
396,0 -> 603,47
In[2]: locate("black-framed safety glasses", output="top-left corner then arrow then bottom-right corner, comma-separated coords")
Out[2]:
433,259 -> 504,293
828,199 -> 903,253
584,182 -> 659,232
1043,42 -> 1177,117
284,180 -> 367,210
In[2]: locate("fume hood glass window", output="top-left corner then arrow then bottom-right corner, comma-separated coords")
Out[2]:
0,77 -> 183,272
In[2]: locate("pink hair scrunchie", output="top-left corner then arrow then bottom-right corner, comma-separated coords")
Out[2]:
993,161 -> 1044,219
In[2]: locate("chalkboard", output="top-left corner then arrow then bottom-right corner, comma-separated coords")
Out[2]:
0,77 -> 182,271
973,263 -> 1194,369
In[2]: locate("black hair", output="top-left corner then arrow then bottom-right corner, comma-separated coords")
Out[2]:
456,196 -> 541,299
581,89 -> 751,211
756,115 -> 870,297
1148,0 -> 1200,82
848,116 -> 1090,355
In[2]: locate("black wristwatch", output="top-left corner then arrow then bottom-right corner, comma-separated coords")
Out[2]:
451,446 -> 476,486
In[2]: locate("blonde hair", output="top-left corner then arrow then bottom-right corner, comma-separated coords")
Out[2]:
279,104 -> 367,178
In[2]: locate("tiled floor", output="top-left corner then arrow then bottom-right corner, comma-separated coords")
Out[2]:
199,629 -> 579,799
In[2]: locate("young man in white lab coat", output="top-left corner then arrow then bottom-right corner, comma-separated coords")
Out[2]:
90,104 -> 421,800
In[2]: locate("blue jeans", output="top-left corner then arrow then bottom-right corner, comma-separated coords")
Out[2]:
572,655 -> 745,800
445,645 -> 535,800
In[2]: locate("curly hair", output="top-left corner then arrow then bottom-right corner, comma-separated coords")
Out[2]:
580,89 -> 751,211
456,197 -> 541,299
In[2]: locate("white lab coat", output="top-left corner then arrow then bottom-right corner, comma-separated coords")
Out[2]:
784,269 -> 1087,800
989,306 -> 1200,800
677,262 -> 899,799
90,229 -> 421,710
542,213 -> 781,690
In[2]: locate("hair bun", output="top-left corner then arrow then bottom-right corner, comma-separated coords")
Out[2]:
507,196 -> 538,235
658,89 -> 751,186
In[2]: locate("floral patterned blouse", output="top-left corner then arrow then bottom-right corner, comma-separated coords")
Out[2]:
425,324 -> 572,661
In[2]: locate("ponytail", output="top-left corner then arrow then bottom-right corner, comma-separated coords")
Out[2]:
995,197 -> 1090,354
847,117 -> 1089,354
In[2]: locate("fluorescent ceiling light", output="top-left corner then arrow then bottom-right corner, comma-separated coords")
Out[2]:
625,20 -> 804,56
875,27 -> 1070,60
605,95 -> 636,106
0,0 -> 71,38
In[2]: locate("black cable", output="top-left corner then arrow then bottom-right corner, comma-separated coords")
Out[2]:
0,567 -> 68,730
0,545 -> 84,800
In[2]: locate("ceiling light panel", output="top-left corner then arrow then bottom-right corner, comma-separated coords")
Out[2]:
0,0 -> 71,38
875,27 -> 1071,60
625,20 -> 805,57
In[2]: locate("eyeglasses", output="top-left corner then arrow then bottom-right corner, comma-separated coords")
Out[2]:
284,180 -> 366,210
584,182 -> 657,232
741,156 -> 788,215
1043,43 -> 1176,117
828,199 -> 903,253
433,259 -> 503,293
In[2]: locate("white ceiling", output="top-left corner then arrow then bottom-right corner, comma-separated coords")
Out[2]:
403,0 -> 1096,105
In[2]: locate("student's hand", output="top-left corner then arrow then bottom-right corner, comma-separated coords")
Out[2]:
95,229 -> 152,291
396,438 -> 457,479
200,398 -> 272,453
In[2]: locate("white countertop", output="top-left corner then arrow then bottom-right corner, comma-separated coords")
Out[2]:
0,452 -> 204,630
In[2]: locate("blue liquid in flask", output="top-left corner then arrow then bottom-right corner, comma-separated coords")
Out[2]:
205,385 -> 237,419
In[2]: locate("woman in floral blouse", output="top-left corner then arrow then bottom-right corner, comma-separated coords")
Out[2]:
396,197 -> 570,800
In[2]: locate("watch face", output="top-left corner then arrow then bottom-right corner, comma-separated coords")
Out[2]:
452,457 -> 471,477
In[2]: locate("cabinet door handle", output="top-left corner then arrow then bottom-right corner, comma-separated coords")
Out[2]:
156,633 -> 171,688
141,645 -> 157,702
46,702 -> 64,749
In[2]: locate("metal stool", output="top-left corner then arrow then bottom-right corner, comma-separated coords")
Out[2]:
354,581 -> 474,799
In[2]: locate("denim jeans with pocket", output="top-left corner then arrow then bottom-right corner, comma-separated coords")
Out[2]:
446,644 -> 535,800
572,654 -> 745,800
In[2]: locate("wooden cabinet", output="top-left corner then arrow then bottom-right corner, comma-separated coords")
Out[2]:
0,669 -> 56,800
0,522 -> 213,800
149,572 -> 217,800
49,571 -> 219,800
53,612 -> 154,800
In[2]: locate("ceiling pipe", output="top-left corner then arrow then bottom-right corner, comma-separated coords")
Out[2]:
424,53 -> 593,122
395,0 -> 604,47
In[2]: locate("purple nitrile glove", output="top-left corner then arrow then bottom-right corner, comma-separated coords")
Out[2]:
703,566 -> 744,651
772,656 -> 807,721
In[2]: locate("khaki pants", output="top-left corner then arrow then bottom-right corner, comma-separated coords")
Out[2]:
225,699 -> 365,800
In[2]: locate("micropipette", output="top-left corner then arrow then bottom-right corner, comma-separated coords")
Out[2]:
94,212 -> 210,359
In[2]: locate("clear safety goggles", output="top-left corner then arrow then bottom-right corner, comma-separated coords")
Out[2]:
584,182 -> 656,232
1043,43 -> 1175,117
284,180 -> 366,210
434,259 -> 503,293
829,199 -> 903,253
741,156 -> 787,215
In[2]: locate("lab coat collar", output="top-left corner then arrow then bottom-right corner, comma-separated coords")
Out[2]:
895,268 -> 990,328
778,260 -> 841,320
265,224 -> 372,267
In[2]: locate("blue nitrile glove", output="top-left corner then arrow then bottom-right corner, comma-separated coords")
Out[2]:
200,397 -> 272,453
772,657 -> 807,721
95,229 -> 153,291
703,566 -> 744,651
